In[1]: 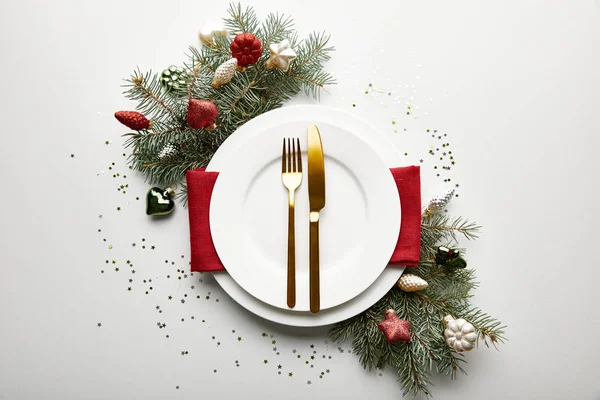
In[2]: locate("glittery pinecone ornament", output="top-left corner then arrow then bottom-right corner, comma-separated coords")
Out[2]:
114,111 -> 152,131
377,309 -> 411,343
396,274 -> 428,292
230,32 -> 262,68
157,143 -> 178,160
212,58 -> 237,88
187,99 -> 218,131
160,65 -> 189,92
424,188 -> 455,216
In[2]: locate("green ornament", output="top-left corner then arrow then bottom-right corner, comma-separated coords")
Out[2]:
146,187 -> 175,216
435,246 -> 467,269
160,65 -> 188,92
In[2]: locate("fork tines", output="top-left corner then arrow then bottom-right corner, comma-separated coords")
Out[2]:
282,138 -> 302,173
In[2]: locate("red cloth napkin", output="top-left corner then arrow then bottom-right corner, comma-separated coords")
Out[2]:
186,166 -> 421,272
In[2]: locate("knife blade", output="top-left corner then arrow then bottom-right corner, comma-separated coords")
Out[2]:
307,124 -> 325,313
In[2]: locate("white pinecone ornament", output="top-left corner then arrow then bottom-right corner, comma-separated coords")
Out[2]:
443,315 -> 477,352
212,58 -> 238,89
158,143 -> 178,160
396,274 -> 428,292
425,188 -> 455,215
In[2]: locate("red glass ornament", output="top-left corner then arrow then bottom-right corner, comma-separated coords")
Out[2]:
187,99 -> 218,131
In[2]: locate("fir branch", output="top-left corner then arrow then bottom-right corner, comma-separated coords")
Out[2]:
120,3 -> 335,188
258,12 -> 294,48
422,213 -> 480,242
124,69 -> 177,120
329,211 -> 505,398
289,73 -> 325,88
230,80 -> 255,110
463,308 -> 507,349
186,65 -> 202,100
396,342 -> 433,398
224,3 -> 259,34
138,127 -> 180,138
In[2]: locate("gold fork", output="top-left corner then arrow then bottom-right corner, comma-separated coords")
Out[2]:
281,138 -> 302,308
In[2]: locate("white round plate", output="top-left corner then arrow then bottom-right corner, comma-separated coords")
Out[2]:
208,105 -> 406,326
210,120 -> 400,311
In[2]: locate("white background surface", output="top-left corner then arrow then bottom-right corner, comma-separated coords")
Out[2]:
1,1 -> 599,399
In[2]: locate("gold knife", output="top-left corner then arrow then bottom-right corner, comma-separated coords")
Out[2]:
307,124 -> 326,313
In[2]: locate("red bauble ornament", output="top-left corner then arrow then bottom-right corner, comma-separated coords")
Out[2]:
230,33 -> 262,68
378,309 -> 411,343
187,99 -> 218,131
114,111 -> 152,130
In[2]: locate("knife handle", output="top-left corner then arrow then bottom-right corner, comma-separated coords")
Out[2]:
309,211 -> 320,313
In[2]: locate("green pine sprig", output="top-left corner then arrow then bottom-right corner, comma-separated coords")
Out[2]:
120,2 -> 335,188
329,211 -> 506,398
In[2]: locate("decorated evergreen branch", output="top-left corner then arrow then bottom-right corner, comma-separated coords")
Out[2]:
117,3 -> 335,187
329,193 -> 506,398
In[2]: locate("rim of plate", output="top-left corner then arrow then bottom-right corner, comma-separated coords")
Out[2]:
207,105 -> 407,327
209,121 -> 400,310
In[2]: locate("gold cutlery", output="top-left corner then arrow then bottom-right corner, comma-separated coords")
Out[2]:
307,124 -> 325,313
281,137 -> 303,308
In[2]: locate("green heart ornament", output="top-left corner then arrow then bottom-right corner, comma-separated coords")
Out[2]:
146,187 -> 175,216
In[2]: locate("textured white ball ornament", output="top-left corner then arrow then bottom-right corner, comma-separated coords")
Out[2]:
212,58 -> 238,89
397,274 -> 428,292
442,315 -> 477,352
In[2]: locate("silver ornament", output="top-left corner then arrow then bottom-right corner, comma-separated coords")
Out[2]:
157,143 -> 178,160
425,188 -> 455,215
397,274 -> 428,292
442,315 -> 477,352
212,58 -> 238,89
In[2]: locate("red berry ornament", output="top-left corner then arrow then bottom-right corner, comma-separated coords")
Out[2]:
114,111 -> 152,130
187,99 -> 218,131
230,33 -> 262,68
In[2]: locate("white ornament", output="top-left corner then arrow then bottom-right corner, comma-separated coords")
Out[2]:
442,315 -> 477,352
397,274 -> 428,292
212,58 -> 238,89
265,39 -> 297,72
157,143 -> 177,160
198,20 -> 228,46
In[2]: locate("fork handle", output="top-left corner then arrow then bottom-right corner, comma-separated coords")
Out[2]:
309,211 -> 320,313
287,190 -> 296,308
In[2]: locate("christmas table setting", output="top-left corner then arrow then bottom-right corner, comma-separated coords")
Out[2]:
2,1 -> 600,399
